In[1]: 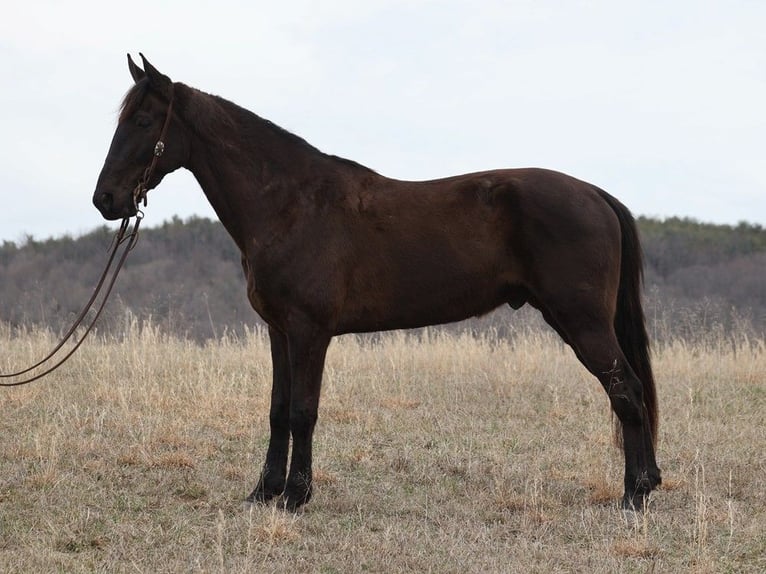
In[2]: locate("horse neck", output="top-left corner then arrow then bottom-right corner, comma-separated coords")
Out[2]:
180,88 -> 326,250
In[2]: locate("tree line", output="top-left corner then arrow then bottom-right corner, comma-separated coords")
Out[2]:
1,215 -> 764,341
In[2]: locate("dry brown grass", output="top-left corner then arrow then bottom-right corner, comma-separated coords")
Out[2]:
0,322 -> 764,572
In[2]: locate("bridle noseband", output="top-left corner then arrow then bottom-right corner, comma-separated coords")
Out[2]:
132,86 -> 175,213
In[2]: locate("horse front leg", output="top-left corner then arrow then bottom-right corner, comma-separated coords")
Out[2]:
248,326 -> 292,503
282,325 -> 331,511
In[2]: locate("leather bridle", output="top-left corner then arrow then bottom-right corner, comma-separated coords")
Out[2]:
0,89 -> 175,386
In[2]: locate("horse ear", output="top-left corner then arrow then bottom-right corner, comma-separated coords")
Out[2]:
139,53 -> 174,100
127,54 -> 145,83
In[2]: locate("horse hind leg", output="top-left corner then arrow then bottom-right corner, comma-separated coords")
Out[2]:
540,301 -> 660,509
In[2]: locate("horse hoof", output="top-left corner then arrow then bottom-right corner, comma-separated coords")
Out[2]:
246,482 -> 284,504
246,490 -> 269,504
282,490 -> 312,512
621,469 -> 660,512
621,491 -> 652,513
282,479 -> 312,512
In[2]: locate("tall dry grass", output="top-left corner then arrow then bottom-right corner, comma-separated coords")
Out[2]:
0,320 -> 764,572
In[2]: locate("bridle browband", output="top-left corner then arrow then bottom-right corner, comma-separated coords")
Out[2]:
0,87 -> 176,387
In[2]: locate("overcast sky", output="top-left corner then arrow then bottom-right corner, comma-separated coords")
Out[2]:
1,1 -> 764,243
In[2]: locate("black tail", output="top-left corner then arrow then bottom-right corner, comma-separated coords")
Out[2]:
596,190 -> 658,446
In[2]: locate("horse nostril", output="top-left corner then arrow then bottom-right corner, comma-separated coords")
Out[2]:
94,191 -> 113,211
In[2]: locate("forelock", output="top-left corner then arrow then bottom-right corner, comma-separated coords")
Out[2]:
119,80 -> 150,122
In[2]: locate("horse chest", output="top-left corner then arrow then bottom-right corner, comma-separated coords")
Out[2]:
243,257 -> 308,326
243,259 -> 275,321
246,276 -> 267,313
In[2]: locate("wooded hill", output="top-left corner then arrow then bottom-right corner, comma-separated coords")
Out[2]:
1,215 -> 764,341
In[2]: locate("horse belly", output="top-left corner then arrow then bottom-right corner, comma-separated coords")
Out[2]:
337,258 -> 515,333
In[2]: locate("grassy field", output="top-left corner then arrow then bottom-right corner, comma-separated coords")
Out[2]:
0,322 -> 764,573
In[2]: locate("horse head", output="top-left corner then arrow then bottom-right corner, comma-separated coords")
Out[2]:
93,54 -> 188,220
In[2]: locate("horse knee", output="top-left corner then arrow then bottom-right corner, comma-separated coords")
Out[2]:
269,406 -> 290,434
289,404 -> 318,439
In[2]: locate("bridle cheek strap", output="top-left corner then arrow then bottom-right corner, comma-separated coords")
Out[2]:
133,88 -> 175,212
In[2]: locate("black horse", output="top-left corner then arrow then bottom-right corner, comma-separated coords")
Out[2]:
93,55 -> 660,511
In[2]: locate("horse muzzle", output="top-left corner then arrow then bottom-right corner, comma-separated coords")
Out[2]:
93,189 -> 137,220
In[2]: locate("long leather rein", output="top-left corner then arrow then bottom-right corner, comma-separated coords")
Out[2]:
0,89 -> 174,387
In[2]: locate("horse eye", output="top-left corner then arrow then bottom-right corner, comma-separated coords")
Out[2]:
134,113 -> 152,128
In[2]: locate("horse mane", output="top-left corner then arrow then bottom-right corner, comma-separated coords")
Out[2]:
182,85 -> 377,174
118,78 -> 375,174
